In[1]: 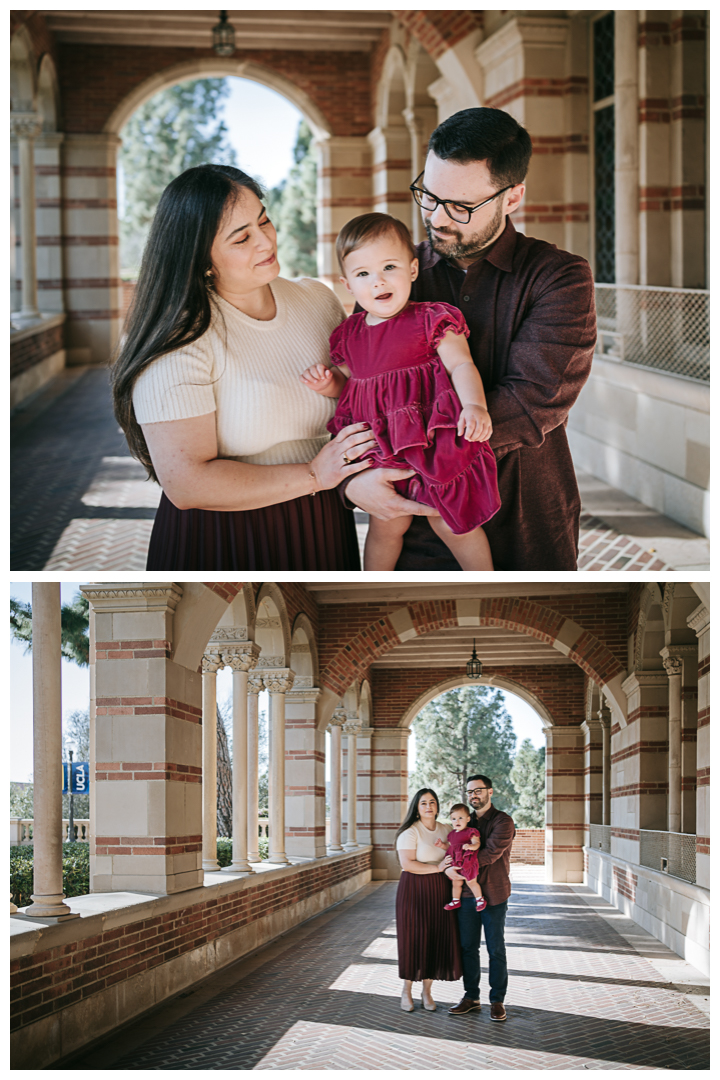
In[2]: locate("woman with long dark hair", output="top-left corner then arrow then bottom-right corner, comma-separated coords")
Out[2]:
395,788 -> 462,1012
111,164 -> 377,570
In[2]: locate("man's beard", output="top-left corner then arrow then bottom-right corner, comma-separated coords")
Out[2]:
424,200 -> 504,260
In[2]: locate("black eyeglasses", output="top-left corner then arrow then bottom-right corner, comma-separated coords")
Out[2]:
466,787 -> 489,796
410,171 -> 514,224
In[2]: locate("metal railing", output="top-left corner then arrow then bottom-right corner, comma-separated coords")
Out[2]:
639,829 -> 696,884
588,824 -> 612,852
594,283 -> 709,383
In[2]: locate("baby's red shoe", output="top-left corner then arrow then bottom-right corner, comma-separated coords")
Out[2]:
476,897 -> 487,912
444,899 -> 461,911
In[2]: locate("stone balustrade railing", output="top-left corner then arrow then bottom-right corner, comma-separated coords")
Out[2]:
10,819 -> 90,845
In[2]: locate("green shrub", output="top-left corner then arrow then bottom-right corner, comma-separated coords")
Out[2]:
216,837 -> 270,866
10,842 -> 90,908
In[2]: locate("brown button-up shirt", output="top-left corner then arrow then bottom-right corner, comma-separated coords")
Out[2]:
396,216 -> 596,571
461,803 -> 515,906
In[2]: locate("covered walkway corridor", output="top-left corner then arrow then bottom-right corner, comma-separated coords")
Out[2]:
63,868 -> 709,1071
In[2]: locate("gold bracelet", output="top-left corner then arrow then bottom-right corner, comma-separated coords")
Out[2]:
308,468 -> 318,496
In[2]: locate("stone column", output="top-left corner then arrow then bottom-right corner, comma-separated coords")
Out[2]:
61,133 -> 122,364
201,653 -> 222,871
265,669 -> 295,864
222,645 -> 260,873
661,649 -> 683,834
327,708 -> 346,855
285,685 -> 326,859
82,583 -> 201,896
638,17 -> 672,283
403,105 -> 437,243
11,112 -> 43,325
356,727 -> 374,849
580,719 -> 603,833
343,718 -> 362,850
25,584 -> 78,920
618,672 -> 669,867
680,650 -> 698,835
246,675 -> 264,862
367,126 -> 413,229
370,727 -> 411,880
545,726 -> 585,883
314,134 -> 372,305
687,603 -> 709,889
600,709 -> 612,827
669,12 -> 707,286
35,132 -> 65,314
615,9 -> 639,284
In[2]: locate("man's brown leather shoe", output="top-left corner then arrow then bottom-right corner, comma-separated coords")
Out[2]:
449,997 -> 481,1015
490,1003 -> 507,1021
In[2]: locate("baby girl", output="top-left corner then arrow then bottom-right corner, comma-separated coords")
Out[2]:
300,213 -> 500,571
435,802 -> 487,912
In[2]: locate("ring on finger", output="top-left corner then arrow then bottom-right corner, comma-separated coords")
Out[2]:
342,452 -> 352,465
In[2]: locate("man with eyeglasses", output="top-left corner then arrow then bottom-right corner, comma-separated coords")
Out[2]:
344,107 -> 596,570
440,773 -> 515,1019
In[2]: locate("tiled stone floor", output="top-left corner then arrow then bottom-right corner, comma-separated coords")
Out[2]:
12,367 -> 708,571
64,867 -> 709,1072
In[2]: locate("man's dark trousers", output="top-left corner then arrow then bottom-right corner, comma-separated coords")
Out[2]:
457,897 -> 508,1002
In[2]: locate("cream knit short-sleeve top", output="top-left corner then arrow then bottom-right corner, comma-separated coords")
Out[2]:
396,820 -> 451,864
132,276 -> 346,466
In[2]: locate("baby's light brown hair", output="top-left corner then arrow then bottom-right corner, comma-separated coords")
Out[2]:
336,212 -> 416,273
449,803 -> 472,817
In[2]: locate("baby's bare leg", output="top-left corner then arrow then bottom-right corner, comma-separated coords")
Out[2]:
363,514 -> 413,571
429,517 -> 493,571
445,868 -> 463,900
465,876 -> 483,900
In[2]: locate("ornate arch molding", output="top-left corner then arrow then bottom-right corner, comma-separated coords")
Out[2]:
397,674 -> 555,731
102,59 -> 333,139
11,26 -> 36,111
633,583 -> 664,673
36,54 -> 60,132
254,582 -> 292,667
290,612 -> 320,686
375,43 -> 409,128
321,599 -> 628,725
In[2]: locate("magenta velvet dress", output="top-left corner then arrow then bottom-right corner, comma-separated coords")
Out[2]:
327,302 -> 501,535
448,826 -> 480,881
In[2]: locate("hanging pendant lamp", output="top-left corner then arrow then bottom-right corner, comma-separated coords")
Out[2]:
213,11 -> 236,56
466,638 -> 483,679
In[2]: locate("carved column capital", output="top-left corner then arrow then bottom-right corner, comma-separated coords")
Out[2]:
343,717 -> 363,736
329,706 -> 347,727
201,652 -> 224,674
220,642 -> 261,672
11,112 -> 43,140
248,674 -> 265,695
660,645 -> 695,678
263,669 -> 295,694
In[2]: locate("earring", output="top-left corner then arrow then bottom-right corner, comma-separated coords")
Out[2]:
204,267 -> 214,290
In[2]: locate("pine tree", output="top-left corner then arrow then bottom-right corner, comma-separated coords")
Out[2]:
11,593 -> 90,666
267,120 -> 318,278
509,740 -> 546,828
216,703 -> 233,838
118,78 -> 237,274
410,687 -> 517,816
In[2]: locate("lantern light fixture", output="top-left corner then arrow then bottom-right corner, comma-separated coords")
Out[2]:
212,11 -> 236,56
466,638 -> 483,679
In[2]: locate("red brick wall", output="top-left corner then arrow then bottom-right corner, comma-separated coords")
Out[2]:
10,851 -> 370,1035
511,829 -> 545,864
394,11 -> 483,62
370,663 -> 585,729
11,12 -> 60,76
319,594 -> 628,697
10,323 -> 65,380
56,45 -> 373,137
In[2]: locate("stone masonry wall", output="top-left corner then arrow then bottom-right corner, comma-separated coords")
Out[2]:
11,851 -> 371,1046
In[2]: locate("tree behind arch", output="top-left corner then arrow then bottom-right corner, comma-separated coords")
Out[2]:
410,686 -> 517,815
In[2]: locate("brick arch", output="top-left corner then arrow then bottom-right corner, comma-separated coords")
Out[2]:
320,598 -> 628,723
102,58 -> 334,139
397,674 -> 556,730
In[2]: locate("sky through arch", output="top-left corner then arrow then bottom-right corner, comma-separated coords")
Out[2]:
407,688 -> 546,773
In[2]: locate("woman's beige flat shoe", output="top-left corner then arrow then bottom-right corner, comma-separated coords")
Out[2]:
421,991 -> 437,1011
400,987 -> 415,1012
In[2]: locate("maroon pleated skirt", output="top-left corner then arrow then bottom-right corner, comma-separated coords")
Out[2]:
396,871 -> 463,982
146,489 -> 361,571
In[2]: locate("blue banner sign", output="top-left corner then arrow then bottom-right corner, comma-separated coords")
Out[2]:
62,762 -> 90,795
